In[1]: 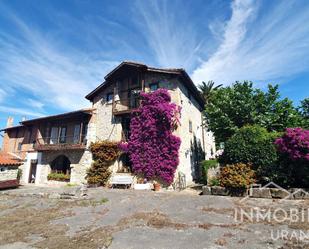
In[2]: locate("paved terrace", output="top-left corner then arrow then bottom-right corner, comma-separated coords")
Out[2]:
0,186 -> 308,249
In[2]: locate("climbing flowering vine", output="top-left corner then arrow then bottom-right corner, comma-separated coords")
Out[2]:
121,89 -> 181,185
275,127 -> 309,161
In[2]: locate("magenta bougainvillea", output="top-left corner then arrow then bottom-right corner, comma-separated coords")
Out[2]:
121,89 -> 181,185
274,128 -> 309,161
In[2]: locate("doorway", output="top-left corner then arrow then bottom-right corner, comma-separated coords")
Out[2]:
28,162 -> 37,183
50,155 -> 71,175
121,116 -> 131,141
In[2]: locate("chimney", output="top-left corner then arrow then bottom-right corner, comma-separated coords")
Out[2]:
21,116 -> 27,122
6,117 -> 14,128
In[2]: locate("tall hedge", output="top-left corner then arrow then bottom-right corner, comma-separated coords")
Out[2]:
274,128 -> 309,187
86,141 -> 120,186
219,125 -> 280,180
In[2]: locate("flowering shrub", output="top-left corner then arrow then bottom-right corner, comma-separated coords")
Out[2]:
275,128 -> 309,161
272,128 -> 309,188
125,89 -> 181,185
86,141 -> 121,185
90,141 -> 121,161
118,142 -> 129,153
219,163 -> 255,189
48,172 -> 70,182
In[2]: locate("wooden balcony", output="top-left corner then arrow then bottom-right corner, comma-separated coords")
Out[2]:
34,135 -> 87,151
112,94 -> 141,115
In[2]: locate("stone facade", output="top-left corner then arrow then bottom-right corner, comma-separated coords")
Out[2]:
91,70 -> 216,186
0,166 -> 19,189
175,80 -> 215,184
0,166 -> 18,182
37,150 -> 92,184
93,84 -> 122,142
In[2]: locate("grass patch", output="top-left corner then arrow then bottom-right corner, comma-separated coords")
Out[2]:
65,183 -> 78,187
77,198 -> 109,207
99,197 -> 109,204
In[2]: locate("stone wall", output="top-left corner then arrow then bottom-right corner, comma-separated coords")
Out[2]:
0,166 -> 18,181
175,81 -> 216,185
92,84 -> 122,142
202,186 -> 309,200
90,71 -> 216,186
36,150 -> 92,185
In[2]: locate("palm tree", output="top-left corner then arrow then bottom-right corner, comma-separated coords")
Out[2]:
198,81 -> 222,104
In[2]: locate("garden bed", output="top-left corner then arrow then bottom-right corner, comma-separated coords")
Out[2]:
47,173 -> 70,182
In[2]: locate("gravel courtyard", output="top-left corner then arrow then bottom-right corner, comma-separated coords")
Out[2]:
0,186 -> 308,249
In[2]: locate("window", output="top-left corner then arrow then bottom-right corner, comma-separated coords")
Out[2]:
189,120 -> 193,133
106,92 -> 113,103
149,82 -> 159,91
0,167 -> 8,172
50,127 -> 59,144
73,124 -> 81,144
129,89 -> 140,109
59,127 -> 67,143
18,142 -> 22,151
82,123 -> 88,144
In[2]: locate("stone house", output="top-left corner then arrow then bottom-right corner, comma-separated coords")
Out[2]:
1,110 -> 94,185
0,61 -> 216,187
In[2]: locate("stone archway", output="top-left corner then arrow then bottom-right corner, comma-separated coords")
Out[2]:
50,155 -> 71,175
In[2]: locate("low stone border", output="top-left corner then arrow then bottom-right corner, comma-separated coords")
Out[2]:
0,187 -> 88,200
202,186 -> 309,200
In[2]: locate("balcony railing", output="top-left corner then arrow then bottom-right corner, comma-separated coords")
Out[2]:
34,135 -> 87,151
112,91 -> 141,115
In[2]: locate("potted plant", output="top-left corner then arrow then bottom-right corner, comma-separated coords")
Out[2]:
153,180 -> 161,191
134,177 -> 151,190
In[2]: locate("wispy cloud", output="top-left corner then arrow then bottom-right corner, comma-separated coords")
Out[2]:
0,5 -> 118,115
192,0 -> 309,86
0,0 -> 308,124
0,106 -> 44,117
134,0 -> 203,70
0,89 -> 6,102
25,99 -> 45,110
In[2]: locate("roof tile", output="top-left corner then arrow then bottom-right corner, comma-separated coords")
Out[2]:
0,152 -> 23,166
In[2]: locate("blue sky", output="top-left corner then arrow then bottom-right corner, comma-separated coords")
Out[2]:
0,0 -> 309,132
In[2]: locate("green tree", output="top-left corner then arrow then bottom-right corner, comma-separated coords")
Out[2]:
299,98 -> 309,118
204,81 -> 305,143
297,98 -> 309,128
198,80 -> 222,104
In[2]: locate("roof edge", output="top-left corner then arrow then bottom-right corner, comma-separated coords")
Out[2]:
21,108 -> 94,125
85,61 -> 189,101
0,109 -> 94,131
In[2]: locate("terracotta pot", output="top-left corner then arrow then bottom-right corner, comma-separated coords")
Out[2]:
153,183 -> 161,191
